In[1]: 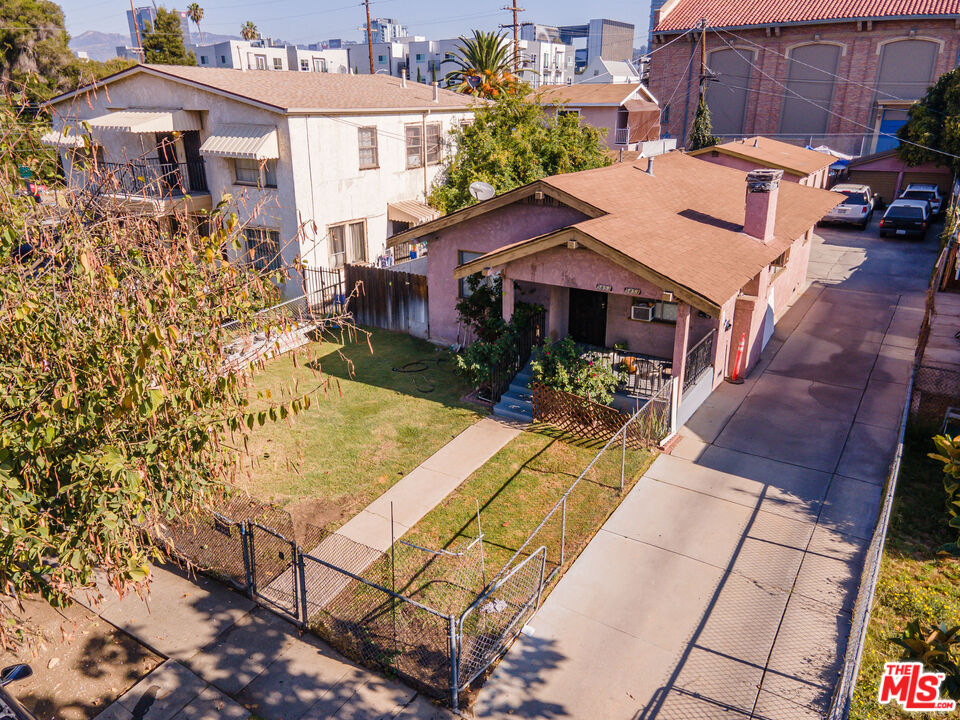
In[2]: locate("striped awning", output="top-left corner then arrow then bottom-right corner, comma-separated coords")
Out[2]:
387,200 -> 440,226
41,128 -> 87,148
199,124 -> 279,160
88,109 -> 202,133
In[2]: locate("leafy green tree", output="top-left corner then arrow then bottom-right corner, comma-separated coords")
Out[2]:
898,67 -> 960,176
688,97 -> 719,150
444,30 -> 518,98
186,3 -> 204,44
240,21 -> 259,41
142,7 -> 196,66
0,97 -> 334,648
928,433 -> 960,555
0,0 -> 74,99
430,91 -> 611,213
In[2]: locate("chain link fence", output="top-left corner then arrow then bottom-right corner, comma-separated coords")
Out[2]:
159,386 -> 668,708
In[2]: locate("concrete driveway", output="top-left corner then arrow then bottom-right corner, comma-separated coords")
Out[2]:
472,218 -> 938,719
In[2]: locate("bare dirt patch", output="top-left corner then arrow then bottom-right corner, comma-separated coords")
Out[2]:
0,596 -> 161,720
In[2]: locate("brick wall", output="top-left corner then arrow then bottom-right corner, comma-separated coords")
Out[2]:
649,18 -> 960,153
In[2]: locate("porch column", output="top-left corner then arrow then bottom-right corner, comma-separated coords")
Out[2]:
670,302 -> 691,433
501,272 -> 514,324
547,285 -> 567,341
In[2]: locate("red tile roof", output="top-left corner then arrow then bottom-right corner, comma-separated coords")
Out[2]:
655,0 -> 960,32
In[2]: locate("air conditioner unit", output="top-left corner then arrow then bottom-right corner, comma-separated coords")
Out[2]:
631,303 -> 654,322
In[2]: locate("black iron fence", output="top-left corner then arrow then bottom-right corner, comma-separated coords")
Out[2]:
683,329 -> 716,392
592,349 -> 672,399
101,158 -> 208,198
487,308 -> 547,404
302,266 -> 345,315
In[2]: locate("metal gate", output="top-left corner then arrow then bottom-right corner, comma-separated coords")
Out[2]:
248,522 -> 300,620
456,546 -> 546,691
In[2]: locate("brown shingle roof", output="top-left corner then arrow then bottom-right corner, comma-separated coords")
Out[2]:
49,64 -> 482,113
655,0 -> 960,32
534,83 -> 650,107
688,137 -> 835,176
441,152 -> 840,309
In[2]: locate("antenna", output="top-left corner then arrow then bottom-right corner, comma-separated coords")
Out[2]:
469,181 -> 496,201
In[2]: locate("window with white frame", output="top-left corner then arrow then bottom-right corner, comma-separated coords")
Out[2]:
254,54 -> 267,70
241,227 -> 282,272
233,158 -> 278,188
328,220 -> 367,268
425,123 -> 442,165
405,124 -> 423,169
273,57 -> 283,70
358,126 -> 378,169
313,57 -> 326,72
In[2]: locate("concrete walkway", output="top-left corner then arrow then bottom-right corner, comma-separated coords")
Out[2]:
473,221 -> 936,719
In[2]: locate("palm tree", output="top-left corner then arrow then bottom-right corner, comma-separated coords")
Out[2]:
240,21 -> 259,41
186,3 -> 204,44
444,30 -> 518,98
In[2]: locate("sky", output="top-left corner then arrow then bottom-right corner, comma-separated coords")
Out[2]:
60,0 -> 653,48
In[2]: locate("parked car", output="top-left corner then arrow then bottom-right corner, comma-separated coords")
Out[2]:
0,665 -> 36,720
821,183 -> 876,228
879,199 -> 932,239
900,183 -> 943,216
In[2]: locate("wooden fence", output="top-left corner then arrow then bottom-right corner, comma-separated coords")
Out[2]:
531,381 -> 672,450
344,264 -> 429,337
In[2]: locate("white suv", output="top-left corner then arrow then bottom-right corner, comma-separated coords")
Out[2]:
900,183 -> 942,216
822,183 -> 875,229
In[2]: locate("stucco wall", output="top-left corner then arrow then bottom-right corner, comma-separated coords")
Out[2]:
698,152 -> 802,183
425,202 -> 593,344
575,106 -> 622,150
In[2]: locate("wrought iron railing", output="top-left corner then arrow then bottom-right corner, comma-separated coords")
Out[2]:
487,308 -> 546,404
683,329 -> 716,392
591,349 -> 672,399
101,158 -> 208,198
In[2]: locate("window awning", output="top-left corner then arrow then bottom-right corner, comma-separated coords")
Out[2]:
624,99 -> 660,143
387,200 -> 440,226
199,124 -> 279,160
88,109 -> 203,133
41,128 -> 87,148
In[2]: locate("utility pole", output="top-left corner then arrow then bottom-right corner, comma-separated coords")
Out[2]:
499,0 -> 525,75
698,17 -> 707,104
364,0 -> 374,74
130,0 -> 144,63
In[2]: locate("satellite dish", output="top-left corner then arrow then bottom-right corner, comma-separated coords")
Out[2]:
469,181 -> 496,201
466,75 -> 482,89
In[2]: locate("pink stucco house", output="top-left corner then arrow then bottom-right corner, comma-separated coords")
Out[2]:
689,137 -> 835,188
388,151 -> 840,421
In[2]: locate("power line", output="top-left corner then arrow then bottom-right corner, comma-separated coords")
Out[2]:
711,30 -> 960,162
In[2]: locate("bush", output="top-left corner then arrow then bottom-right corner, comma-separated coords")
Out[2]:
531,337 -> 623,404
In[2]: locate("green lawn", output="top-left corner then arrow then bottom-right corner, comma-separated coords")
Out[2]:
851,426 -> 960,720
391,426 -> 657,610
240,328 -> 482,531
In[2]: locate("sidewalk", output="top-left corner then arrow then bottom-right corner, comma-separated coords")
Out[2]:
82,565 -> 452,720
473,225 -> 934,719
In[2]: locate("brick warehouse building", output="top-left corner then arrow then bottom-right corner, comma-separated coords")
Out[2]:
649,0 -> 960,155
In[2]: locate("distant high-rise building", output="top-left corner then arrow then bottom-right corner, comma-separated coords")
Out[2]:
529,18 -> 635,66
364,18 -> 409,43
127,6 -> 191,49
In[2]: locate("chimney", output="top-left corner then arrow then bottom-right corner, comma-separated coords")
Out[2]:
743,169 -> 782,244
432,81 -> 439,102
401,69 -> 407,88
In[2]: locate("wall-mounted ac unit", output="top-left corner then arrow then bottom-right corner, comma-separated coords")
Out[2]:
631,303 -> 654,321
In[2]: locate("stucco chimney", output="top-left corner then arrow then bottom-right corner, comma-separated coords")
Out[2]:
743,169 -> 782,244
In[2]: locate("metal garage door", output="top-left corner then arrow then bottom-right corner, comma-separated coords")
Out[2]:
847,170 -> 898,204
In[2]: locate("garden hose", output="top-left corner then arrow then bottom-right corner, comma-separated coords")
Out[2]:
391,355 -> 447,394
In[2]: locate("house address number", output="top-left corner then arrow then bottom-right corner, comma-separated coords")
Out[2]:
624,287 -> 642,295
596,283 -> 613,292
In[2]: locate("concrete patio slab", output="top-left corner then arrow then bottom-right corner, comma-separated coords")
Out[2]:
764,331 -> 881,389
714,375 -> 860,472
883,307 -> 924,349
869,343 -> 915,385
835,422 -> 900,486
856,378 -> 910,429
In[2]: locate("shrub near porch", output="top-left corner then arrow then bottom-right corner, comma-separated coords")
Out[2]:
240,329 -> 482,530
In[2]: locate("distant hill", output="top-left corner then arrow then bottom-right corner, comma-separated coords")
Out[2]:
70,31 -> 128,61
70,29 -> 241,62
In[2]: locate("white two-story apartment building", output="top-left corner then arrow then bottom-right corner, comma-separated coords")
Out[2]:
193,39 -> 349,74
44,64 -> 478,296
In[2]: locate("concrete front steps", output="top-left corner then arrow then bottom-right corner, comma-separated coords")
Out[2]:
493,364 -> 534,423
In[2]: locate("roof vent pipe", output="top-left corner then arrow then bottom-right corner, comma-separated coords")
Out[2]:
401,70 -> 407,88
432,81 -> 439,102
646,156 -> 654,176
753,137 -> 759,147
